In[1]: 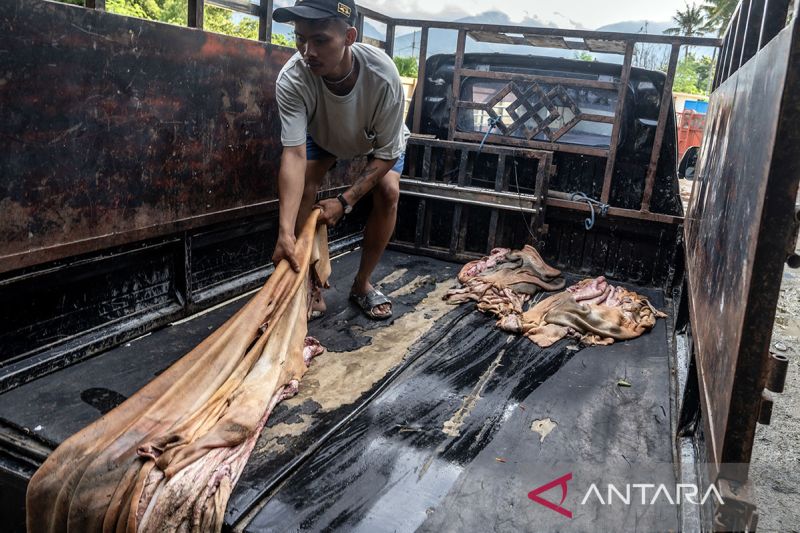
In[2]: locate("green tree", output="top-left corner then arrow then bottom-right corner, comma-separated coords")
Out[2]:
664,2 -> 707,59
573,51 -> 595,62
203,5 -> 257,39
52,0 -> 285,43
393,56 -> 418,78
106,0 -> 164,20
55,0 -> 294,45
672,52 -> 715,95
701,0 -> 738,35
664,2 -> 706,37
271,33 -> 295,48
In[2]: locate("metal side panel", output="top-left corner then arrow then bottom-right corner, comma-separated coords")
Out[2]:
0,0 -> 364,276
684,15 -> 800,484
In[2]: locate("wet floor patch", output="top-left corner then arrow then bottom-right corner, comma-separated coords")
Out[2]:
80,387 -> 128,415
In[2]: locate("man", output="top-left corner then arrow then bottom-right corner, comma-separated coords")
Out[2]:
271,0 -> 409,320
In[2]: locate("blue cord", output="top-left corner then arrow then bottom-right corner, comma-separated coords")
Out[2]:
478,116 -> 503,155
570,191 -> 609,230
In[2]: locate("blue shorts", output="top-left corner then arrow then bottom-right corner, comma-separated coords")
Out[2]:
306,135 -> 405,175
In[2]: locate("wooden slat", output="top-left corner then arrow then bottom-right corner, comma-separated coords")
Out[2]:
414,199 -> 426,248
371,17 -> 720,47
522,35 -> 569,49
584,38 -> 627,54
457,68 -> 618,90
406,144 -> 417,180
640,44 -> 679,212
486,154 -> 506,251
457,150 -> 469,184
546,195 -> 682,224
422,145 -> 432,180
406,136 -> 552,159
451,148 -> 470,253
548,116 -> 581,143
449,205 -> 463,253
468,31 -> 518,44
411,27 -> 429,134
258,0 -> 273,43
448,30 -> 467,140
356,13 -> 365,42
454,131 -> 609,157
385,24 -> 395,57
601,42 -> 634,203
188,0 -> 204,29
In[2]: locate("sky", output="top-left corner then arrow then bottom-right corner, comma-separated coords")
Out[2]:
355,0 -> 695,30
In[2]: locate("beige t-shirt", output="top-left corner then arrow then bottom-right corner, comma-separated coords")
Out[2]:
275,43 -> 409,160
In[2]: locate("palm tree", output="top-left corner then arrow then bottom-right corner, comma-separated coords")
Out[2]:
664,3 -> 707,59
701,0 -> 738,36
664,2 -> 707,37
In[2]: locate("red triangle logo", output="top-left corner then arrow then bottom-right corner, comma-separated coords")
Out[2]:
528,472 -> 573,518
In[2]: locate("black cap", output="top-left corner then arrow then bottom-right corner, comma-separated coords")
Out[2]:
273,0 -> 358,26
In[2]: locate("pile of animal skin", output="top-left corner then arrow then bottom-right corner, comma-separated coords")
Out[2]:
27,210 -> 329,533
445,246 -> 666,347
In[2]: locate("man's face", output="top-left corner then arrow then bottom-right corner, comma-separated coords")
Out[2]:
294,19 -> 355,77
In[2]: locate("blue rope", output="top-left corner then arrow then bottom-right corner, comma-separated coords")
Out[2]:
478,116 -> 503,155
570,192 -> 609,230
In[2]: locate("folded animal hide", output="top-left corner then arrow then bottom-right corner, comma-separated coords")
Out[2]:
498,276 -> 667,347
447,245 -> 665,348
445,245 -> 565,313
27,210 -> 330,533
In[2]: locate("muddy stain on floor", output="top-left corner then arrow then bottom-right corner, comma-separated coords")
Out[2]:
257,280 -> 456,453
388,275 -> 433,298
377,268 -> 409,287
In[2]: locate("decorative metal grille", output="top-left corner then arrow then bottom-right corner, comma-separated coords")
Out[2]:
474,81 -> 583,142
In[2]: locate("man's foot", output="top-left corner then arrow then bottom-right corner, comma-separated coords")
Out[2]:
349,283 -> 392,320
310,284 -> 327,320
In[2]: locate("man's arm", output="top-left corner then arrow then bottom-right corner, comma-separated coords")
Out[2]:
272,145 -> 307,272
316,157 -> 397,227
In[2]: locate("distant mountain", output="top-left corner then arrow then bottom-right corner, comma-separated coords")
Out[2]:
388,14 -> 715,66
392,11 -> 567,59
268,11 -> 715,65
596,20 -> 674,35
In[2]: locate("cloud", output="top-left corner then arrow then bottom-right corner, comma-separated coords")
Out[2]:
354,0 -> 683,30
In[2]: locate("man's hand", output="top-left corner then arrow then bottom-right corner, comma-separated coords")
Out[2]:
316,198 -> 345,227
272,230 -> 301,272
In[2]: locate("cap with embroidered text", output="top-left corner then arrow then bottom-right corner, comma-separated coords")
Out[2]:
273,0 -> 357,26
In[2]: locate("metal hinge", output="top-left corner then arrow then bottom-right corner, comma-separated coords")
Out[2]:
758,351 -> 790,425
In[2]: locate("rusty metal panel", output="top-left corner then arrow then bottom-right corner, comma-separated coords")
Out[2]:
467,30 -> 519,45
0,0 -> 321,275
684,19 -> 800,477
584,38 -> 627,54
467,32 -> 626,55
520,35 -> 570,49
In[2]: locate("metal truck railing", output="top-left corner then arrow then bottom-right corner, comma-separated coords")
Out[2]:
74,0 -> 720,227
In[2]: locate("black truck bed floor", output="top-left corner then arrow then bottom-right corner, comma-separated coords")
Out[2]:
0,250 -> 676,532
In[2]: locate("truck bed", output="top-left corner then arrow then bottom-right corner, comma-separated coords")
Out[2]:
0,250 -> 676,531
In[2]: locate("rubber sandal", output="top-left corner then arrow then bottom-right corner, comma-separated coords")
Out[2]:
349,288 -> 393,320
